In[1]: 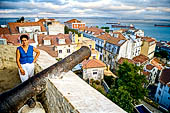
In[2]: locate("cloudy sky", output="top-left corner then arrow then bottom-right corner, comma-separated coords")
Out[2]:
0,0 -> 170,19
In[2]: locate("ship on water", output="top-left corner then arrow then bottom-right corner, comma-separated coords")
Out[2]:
106,22 -> 120,24
154,24 -> 170,27
112,24 -> 135,28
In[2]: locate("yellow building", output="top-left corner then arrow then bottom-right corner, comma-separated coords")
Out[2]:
74,34 -> 99,60
141,37 -> 156,59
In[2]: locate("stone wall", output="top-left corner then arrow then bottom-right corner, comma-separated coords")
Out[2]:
39,79 -> 79,113
0,45 -> 21,93
0,45 -> 18,69
36,49 -> 126,113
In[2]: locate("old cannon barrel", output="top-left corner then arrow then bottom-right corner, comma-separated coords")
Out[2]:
0,46 -> 91,113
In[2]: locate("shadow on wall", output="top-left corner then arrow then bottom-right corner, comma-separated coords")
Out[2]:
0,67 -> 21,93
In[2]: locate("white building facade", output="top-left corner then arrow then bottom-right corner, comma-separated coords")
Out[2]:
48,22 -> 65,35
155,69 -> 170,110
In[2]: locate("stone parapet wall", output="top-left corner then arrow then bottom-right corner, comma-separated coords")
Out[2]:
0,45 -> 18,69
41,79 -> 79,113
36,49 -> 126,113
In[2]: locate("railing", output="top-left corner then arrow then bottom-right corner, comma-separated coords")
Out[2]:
0,46 -> 91,113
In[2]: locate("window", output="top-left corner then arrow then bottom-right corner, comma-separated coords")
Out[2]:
59,50 -> 62,53
112,48 -> 114,52
67,49 -> 70,53
93,72 -> 97,75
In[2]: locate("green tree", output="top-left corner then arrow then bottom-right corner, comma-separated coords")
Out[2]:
17,16 -> 25,22
64,26 -> 81,36
159,50 -> 168,59
64,26 -> 69,34
155,50 -> 168,59
107,86 -> 133,112
107,61 -> 148,112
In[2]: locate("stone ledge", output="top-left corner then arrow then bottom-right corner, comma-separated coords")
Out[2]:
49,71 -> 126,113
36,49 -> 126,113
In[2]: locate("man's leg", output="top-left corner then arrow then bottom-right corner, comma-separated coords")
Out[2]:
27,63 -> 35,78
18,64 -> 29,82
25,63 -> 36,108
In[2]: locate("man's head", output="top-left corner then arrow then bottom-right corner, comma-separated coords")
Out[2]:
20,35 -> 29,46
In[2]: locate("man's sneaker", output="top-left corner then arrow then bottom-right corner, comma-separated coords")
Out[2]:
27,98 -> 36,108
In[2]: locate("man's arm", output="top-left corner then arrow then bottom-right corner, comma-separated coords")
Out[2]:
16,49 -> 25,75
33,47 -> 40,63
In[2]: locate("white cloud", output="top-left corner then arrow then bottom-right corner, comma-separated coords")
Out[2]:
0,0 -> 169,19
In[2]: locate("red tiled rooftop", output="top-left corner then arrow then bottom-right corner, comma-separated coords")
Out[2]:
142,37 -> 156,43
87,27 -> 104,33
0,28 -> 10,35
2,34 -> 35,46
118,57 -> 135,64
146,64 -> 154,70
97,33 -> 110,40
37,46 -> 58,57
132,54 -> 149,64
160,68 -> 170,85
151,57 -> 165,70
8,22 -> 46,34
82,26 -> 104,36
82,59 -> 106,69
142,71 -> 150,76
119,29 -> 128,33
2,34 -> 20,46
65,19 -> 81,23
38,33 -> 72,46
106,33 -> 127,46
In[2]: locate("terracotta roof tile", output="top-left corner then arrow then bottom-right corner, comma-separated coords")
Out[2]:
132,54 -> 149,64
37,46 -> 58,57
118,57 -> 135,64
79,26 -> 88,31
146,64 -> 155,70
0,28 -> 10,35
83,26 -> 104,36
106,32 -> 127,46
119,29 -> 128,33
8,22 -> 46,34
160,68 -> 170,85
2,34 -> 20,46
65,19 -> 81,23
2,34 -> 36,46
97,33 -> 110,40
82,59 -> 106,69
142,37 -> 156,42
38,33 -> 72,46
142,70 -> 150,76
151,57 -> 165,70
